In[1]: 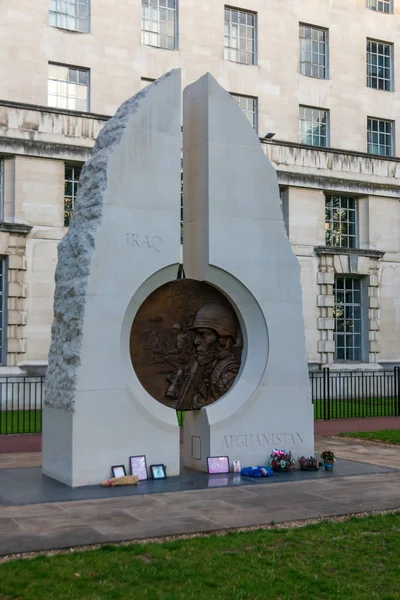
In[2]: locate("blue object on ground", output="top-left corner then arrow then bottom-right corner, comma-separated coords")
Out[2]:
241,466 -> 274,478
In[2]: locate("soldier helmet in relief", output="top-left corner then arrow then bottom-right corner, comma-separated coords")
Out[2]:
189,303 -> 237,339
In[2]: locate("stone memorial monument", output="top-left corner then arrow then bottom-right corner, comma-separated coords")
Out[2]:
43,69 -> 314,487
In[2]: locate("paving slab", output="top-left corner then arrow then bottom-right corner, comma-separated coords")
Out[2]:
0,436 -> 399,556
315,436 -> 400,468
0,452 -> 42,469
0,456 -> 397,507
0,471 -> 398,556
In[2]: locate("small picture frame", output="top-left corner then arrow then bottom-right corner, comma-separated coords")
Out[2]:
232,460 -> 241,473
150,464 -> 167,480
129,455 -> 148,481
111,465 -> 126,478
207,456 -> 230,474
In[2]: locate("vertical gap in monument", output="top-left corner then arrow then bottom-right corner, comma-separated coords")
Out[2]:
177,162 -> 185,280
177,154 -> 185,459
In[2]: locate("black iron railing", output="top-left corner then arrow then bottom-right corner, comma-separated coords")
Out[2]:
0,376 -> 43,434
311,367 -> 400,420
0,369 -> 399,433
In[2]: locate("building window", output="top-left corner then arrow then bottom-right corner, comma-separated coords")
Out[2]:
49,0 -> 90,32
325,196 -> 358,249
224,7 -> 256,65
299,106 -> 329,147
367,117 -> 394,156
299,24 -> 328,79
48,64 -> 89,112
0,259 -> 6,365
232,94 -> 258,131
141,0 -> 178,50
64,164 -> 82,226
0,160 -> 3,222
334,277 -> 362,361
367,0 -> 393,13
366,39 -> 393,91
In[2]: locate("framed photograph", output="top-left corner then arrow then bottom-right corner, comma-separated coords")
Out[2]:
129,455 -> 148,481
150,464 -> 167,480
111,465 -> 126,478
232,460 -> 241,473
207,456 -> 230,474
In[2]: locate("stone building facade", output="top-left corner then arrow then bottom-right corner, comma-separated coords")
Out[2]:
0,0 -> 399,374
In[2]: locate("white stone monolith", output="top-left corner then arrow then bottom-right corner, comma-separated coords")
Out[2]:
183,74 -> 314,470
42,70 -> 182,486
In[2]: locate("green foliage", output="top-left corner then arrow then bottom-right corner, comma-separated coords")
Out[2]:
0,410 -> 41,434
0,513 -> 399,599
338,429 -> 400,445
313,399 -> 397,419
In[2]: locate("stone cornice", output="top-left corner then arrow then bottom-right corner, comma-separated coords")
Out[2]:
0,222 -> 33,235
0,136 -> 92,161
0,99 -> 109,121
276,170 -> 400,197
314,246 -> 385,259
262,138 -> 400,163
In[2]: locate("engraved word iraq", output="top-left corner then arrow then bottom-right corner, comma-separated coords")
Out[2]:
126,233 -> 162,252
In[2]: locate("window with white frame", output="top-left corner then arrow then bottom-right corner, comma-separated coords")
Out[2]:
64,164 -> 82,226
48,64 -> 89,112
231,94 -> 258,131
367,117 -> 394,156
299,24 -> 328,79
224,7 -> 256,65
299,106 -> 329,147
49,0 -> 90,32
0,160 -> 3,222
0,258 -> 6,365
141,0 -> 178,50
325,196 -> 358,249
367,39 -> 393,91
367,0 -> 393,13
334,277 -> 363,361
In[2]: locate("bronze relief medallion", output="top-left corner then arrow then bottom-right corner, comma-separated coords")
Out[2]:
130,279 -> 243,411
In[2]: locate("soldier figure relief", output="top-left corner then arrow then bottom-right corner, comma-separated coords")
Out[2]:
130,280 -> 243,411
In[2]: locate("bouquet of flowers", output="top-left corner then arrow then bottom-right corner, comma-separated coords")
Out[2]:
269,448 -> 295,472
320,450 -> 335,462
298,456 -> 319,471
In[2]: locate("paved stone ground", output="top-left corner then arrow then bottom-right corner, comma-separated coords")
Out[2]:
0,437 -> 399,556
0,471 -> 398,556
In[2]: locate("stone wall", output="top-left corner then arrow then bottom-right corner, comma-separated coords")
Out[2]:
0,225 -> 31,367
1,1 -> 400,152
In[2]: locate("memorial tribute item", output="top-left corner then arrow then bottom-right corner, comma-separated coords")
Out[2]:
100,475 -> 138,487
232,460 -> 241,473
130,279 -> 243,410
111,465 -> 126,478
207,456 -> 230,474
150,464 -> 167,479
129,455 -> 148,481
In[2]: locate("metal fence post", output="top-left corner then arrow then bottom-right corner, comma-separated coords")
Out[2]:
323,367 -> 330,420
395,366 -> 400,417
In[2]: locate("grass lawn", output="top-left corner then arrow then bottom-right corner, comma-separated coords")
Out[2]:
0,513 -> 399,600
313,399 -> 397,420
0,410 -> 41,434
338,429 -> 400,444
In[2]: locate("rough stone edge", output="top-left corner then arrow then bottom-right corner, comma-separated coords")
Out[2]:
44,70 -> 178,412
